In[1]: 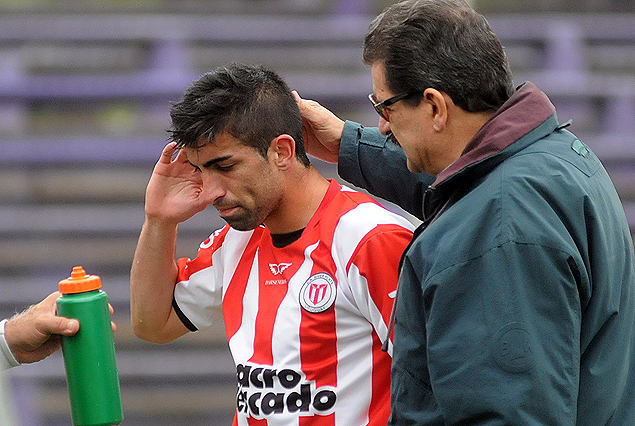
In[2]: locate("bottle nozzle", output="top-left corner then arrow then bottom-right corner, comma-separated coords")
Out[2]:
70,266 -> 87,279
59,266 -> 102,294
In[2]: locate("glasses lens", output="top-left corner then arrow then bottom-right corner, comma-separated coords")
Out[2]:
369,93 -> 389,121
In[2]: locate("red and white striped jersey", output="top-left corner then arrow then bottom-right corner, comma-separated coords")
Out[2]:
174,180 -> 414,426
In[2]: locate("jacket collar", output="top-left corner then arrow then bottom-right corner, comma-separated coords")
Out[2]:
422,82 -> 560,221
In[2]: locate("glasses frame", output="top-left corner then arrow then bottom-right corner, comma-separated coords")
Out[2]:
368,92 -> 413,121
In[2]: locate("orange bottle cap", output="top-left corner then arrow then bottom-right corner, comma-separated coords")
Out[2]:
58,266 -> 102,294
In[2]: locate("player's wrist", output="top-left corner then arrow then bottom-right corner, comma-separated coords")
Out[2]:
142,215 -> 180,235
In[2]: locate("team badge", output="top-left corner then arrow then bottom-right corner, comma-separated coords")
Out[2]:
299,273 -> 337,313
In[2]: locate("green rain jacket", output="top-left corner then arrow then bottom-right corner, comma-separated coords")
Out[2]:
338,82 -> 635,425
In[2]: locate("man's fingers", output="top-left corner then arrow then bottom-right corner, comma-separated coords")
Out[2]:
62,319 -> 80,335
43,315 -> 79,337
293,90 -> 318,120
292,90 -> 302,105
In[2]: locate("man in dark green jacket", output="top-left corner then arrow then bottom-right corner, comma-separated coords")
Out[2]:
296,0 -> 635,424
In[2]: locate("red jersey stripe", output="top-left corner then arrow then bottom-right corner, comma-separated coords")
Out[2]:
224,229 -> 264,341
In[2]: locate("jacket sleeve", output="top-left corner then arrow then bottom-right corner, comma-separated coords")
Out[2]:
392,240 -> 582,425
338,121 -> 434,220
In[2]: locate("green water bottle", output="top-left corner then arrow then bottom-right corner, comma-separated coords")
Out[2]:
57,266 -> 124,426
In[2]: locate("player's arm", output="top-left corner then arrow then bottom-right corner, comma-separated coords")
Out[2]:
130,218 -> 189,343
130,143 -> 208,344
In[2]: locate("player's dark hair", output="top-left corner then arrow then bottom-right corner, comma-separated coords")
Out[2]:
169,63 -> 310,166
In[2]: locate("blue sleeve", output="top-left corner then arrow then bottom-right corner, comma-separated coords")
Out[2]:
338,121 -> 434,220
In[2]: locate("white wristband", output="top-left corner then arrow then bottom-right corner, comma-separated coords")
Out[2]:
0,319 -> 21,370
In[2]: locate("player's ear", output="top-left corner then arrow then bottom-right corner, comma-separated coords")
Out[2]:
270,134 -> 295,170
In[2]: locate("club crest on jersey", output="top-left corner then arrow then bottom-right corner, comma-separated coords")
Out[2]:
299,273 -> 337,313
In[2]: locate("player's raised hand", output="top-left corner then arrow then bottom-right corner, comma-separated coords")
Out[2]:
144,142 -> 208,225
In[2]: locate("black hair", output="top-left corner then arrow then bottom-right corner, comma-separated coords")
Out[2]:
169,63 -> 310,166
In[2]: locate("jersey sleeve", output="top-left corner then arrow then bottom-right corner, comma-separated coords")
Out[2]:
173,226 -> 231,331
346,221 -> 414,354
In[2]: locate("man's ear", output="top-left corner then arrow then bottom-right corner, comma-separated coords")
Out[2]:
271,134 -> 295,169
423,88 -> 449,132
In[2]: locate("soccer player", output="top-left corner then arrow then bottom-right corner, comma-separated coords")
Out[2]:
129,63 -> 414,425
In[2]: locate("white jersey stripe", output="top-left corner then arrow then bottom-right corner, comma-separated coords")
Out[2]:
233,249 -> 260,364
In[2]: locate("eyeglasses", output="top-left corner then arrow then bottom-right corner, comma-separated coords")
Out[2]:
368,92 -> 413,121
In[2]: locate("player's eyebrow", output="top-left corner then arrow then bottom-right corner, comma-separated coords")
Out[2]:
189,155 -> 233,169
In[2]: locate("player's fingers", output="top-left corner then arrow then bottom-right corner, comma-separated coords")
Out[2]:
158,141 -> 178,164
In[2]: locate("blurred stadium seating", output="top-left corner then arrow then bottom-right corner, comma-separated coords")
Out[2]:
0,5 -> 634,426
